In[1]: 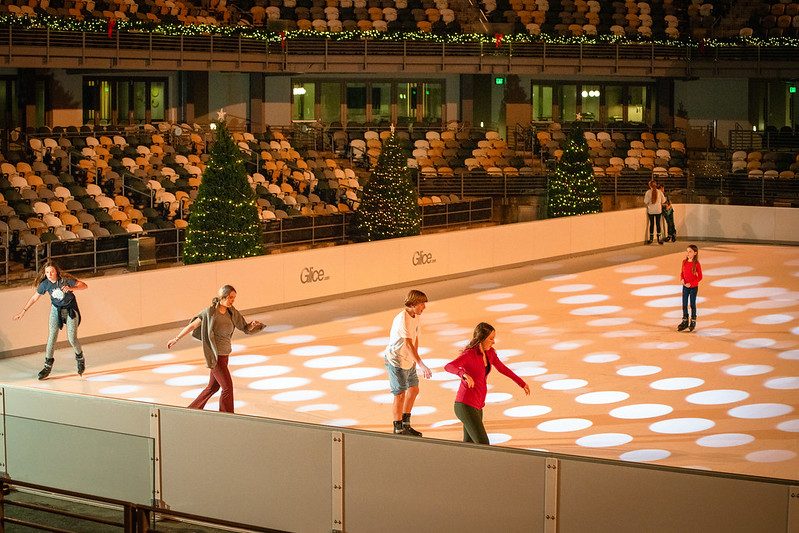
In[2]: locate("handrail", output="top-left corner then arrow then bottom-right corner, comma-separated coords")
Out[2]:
0,28 -> 797,77
1,478 -> 287,533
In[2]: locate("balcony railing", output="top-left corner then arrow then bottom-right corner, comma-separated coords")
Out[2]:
1,28 -> 797,75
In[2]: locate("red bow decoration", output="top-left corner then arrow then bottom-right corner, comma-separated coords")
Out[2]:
280,31 -> 287,50
495,33 -> 503,48
107,18 -> 116,38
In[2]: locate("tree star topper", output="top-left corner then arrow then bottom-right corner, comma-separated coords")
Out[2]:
217,108 -> 227,121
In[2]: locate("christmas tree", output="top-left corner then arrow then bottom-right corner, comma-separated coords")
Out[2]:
546,125 -> 602,218
352,132 -> 421,241
182,121 -> 262,264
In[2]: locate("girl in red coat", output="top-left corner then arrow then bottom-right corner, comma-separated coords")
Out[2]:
678,244 -> 703,332
445,322 -> 529,444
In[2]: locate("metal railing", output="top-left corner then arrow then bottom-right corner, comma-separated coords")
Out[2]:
1,28 -> 797,76
694,173 -> 799,206
419,197 -> 494,228
1,478 -> 286,532
417,170 -> 690,199
3,199 -> 494,283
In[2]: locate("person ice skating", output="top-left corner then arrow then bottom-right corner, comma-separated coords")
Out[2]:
167,285 -> 264,413
12,262 -> 88,380
384,289 -> 432,436
644,180 -> 665,245
678,245 -> 703,332
662,199 -> 677,242
445,323 -> 530,445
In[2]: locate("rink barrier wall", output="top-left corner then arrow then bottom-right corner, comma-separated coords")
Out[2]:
0,385 -> 795,533
0,204 -> 797,357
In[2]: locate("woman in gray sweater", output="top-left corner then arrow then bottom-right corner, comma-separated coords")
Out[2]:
167,285 -> 264,413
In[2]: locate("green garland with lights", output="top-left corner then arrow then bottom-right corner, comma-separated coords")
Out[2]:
352,134 -> 420,241
183,121 -> 262,264
2,13 -> 799,48
546,124 -> 602,219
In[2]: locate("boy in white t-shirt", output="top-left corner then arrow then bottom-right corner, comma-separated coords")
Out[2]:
385,289 -> 432,436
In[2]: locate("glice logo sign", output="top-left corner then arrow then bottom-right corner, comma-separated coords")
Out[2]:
412,250 -> 436,266
300,266 -> 330,284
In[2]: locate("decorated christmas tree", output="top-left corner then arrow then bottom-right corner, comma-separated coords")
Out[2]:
352,132 -> 421,241
182,121 -> 262,264
546,125 -> 602,218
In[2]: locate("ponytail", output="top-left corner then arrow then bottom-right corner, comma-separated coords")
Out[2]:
212,284 -> 237,307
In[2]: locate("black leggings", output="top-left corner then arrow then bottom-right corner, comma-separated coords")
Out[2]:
648,213 -> 662,239
454,402 -> 489,444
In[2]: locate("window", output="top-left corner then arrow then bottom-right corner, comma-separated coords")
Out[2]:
532,84 -> 553,121
371,82 -> 391,125
320,82 -> 341,124
628,86 -> 647,123
421,82 -> 442,125
292,82 -> 315,121
0,79 -> 18,130
606,86 -> 624,122
397,82 -> 417,125
560,84 -> 577,122
346,83 -> 367,124
580,84 -> 600,122
83,78 -> 168,125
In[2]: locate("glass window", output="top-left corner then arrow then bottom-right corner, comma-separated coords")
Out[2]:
133,81 -> 147,123
421,82 -> 442,125
397,82 -> 417,126
35,79 -> 46,128
371,82 -> 391,125
560,84 -> 577,122
346,83 -> 367,125
580,84 -> 600,122
531,84 -> 553,121
606,86 -> 623,122
292,82 -> 315,121
320,82 -> 341,124
117,81 -> 131,125
150,81 -> 165,121
628,85 -> 647,123
98,80 -> 112,124
83,79 -> 98,124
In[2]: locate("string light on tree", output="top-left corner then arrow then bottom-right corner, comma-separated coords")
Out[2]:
352,130 -> 420,241
546,123 -> 602,218
182,121 -> 262,264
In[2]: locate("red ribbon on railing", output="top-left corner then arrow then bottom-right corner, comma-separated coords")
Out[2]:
107,18 -> 116,38
495,33 -> 503,48
280,31 -> 286,50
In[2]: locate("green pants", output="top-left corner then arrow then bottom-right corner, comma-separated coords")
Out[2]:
454,402 -> 489,445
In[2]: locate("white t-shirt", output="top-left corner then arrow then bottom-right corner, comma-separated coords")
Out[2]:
385,309 -> 420,370
644,189 -> 664,214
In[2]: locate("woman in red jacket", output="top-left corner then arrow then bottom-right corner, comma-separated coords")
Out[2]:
678,244 -> 703,332
445,322 -> 530,444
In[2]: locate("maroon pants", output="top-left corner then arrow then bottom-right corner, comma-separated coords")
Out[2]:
188,355 -> 234,413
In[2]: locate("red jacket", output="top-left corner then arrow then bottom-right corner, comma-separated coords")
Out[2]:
445,346 -> 526,410
681,260 -> 703,287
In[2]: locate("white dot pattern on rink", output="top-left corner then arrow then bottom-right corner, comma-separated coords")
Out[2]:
8,243 -> 797,481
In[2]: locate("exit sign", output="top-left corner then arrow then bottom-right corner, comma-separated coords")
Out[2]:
495,77 -> 505,85
790,85 -> 797,94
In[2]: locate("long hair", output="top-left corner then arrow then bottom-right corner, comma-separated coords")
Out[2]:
33,261 -> 75,287
682,244 -> 700,276
464,322 -> 495,352
211,284 -> 236,307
